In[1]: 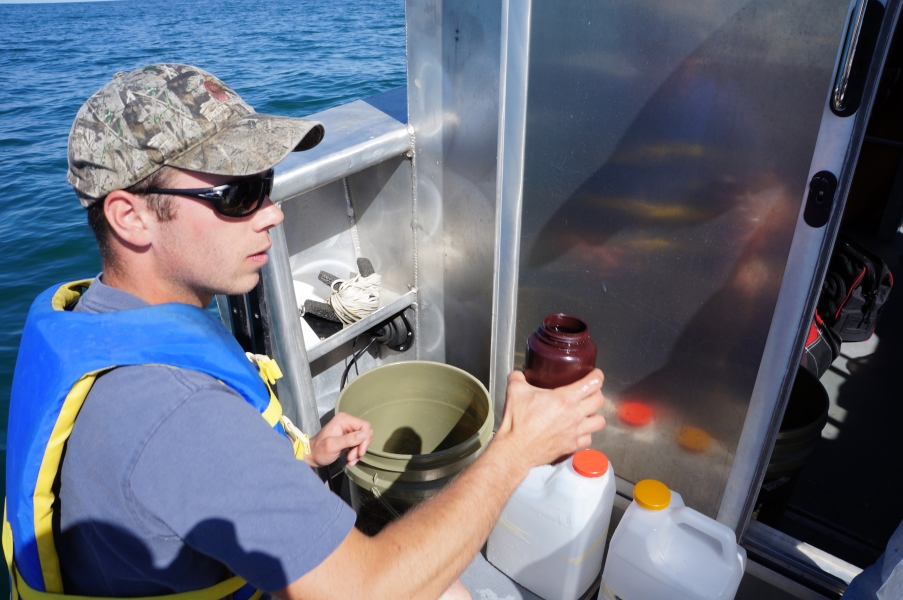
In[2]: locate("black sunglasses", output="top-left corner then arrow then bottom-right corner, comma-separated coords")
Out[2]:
145,170 -> 274,217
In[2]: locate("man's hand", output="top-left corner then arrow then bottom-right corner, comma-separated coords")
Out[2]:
495,369 -> 606,470
304,412 -> 373,468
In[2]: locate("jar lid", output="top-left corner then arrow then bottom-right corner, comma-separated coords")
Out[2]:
634,479 -> 671,510
572,449 -> 609,478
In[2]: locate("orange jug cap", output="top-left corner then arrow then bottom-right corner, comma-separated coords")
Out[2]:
572,449 -> 609,478
634,479 -> 671,510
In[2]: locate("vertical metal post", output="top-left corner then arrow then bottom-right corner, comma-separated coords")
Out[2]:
261,222 -> 322,435
490,0 -> 532,425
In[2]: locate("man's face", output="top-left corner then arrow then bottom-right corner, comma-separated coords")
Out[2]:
150,169 -> 284,300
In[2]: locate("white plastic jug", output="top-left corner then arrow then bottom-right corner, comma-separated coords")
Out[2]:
601,480 -> 746,600
488,449 -> 616,600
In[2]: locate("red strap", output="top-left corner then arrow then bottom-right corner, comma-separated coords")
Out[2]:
806,320 -> 819,346
835,267 -> 867,320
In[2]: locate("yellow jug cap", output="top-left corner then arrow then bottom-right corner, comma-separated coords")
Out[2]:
634,479 -> 671,511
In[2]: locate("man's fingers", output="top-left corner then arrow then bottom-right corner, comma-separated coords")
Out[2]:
579,391 -> 606,416
508,370 -> 527,384
579,413 -> 606,435
560,368 -> 604,400
358,430 -> 372,457
348,429 -> 374,463
340,430 -> 367,451
332,412 -> 372,434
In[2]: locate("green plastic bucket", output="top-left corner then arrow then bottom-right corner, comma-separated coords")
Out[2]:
336,361 -> 494,535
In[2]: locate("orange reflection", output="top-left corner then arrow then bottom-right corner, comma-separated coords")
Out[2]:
677,426 -> 712,453
618,401 -> 653,427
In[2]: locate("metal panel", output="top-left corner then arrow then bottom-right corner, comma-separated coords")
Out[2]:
273,100 -> 411,203
281,158 -> 415,293
406,0 -> 502,382
719,0 -> 901,532
494,0 -> 854,518
278,156 -> 416,416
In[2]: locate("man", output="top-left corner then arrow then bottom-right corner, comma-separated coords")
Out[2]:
5,64 -> 606,600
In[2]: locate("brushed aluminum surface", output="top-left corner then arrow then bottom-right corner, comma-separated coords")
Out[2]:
497,0 -> 854,517
278,157 -> 416,416
406,0 -> 502,383
273,100 -> 411,203
718,0 -> 901,532
490,0 -> 532,422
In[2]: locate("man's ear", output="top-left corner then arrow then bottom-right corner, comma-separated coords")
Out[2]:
104,190 -> 154,249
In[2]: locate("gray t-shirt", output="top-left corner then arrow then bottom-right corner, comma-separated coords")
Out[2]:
58,278 -> 355,595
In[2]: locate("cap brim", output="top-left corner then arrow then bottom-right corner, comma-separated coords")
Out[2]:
166,113 -> 324,176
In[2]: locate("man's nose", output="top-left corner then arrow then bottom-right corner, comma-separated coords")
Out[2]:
255,196 -> 284,230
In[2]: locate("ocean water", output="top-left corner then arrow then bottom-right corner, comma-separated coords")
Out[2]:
0,0 -> 404,563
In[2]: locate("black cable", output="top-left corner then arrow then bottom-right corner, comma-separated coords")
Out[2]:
340,335 -> 377,391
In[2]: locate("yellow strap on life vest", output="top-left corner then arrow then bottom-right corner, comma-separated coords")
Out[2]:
245,353 -> 286,431
50,280 -> 93,311
3,502 -> 248,600
280,416 -> 311,461
249,354 -> 283,385
244,354 -> 310,461
33,370 -> 110,593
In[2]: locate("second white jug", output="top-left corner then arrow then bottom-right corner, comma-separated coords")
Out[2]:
601,479 -> 746,600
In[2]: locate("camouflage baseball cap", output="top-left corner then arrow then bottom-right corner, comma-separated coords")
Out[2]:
67,63 -> 324,207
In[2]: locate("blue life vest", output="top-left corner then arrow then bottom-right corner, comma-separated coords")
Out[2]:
3,280 -> 293,600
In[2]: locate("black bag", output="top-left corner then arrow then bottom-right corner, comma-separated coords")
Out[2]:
801,310 -> 841,379
818,235 -> 894,343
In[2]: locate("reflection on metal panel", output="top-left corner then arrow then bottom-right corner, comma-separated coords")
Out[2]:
720,0 -> 900,532
514,0 -> 850,516
406,0 -> 502,382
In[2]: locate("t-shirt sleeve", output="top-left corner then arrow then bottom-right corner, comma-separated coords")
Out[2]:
128,379 -> 356,592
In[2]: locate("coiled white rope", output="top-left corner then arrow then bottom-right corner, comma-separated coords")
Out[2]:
328,273 -> 382,325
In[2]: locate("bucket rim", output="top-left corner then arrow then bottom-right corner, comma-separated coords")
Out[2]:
336,360 -> 494,461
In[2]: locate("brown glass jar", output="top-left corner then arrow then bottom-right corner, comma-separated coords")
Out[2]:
523,314 -> 597,389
